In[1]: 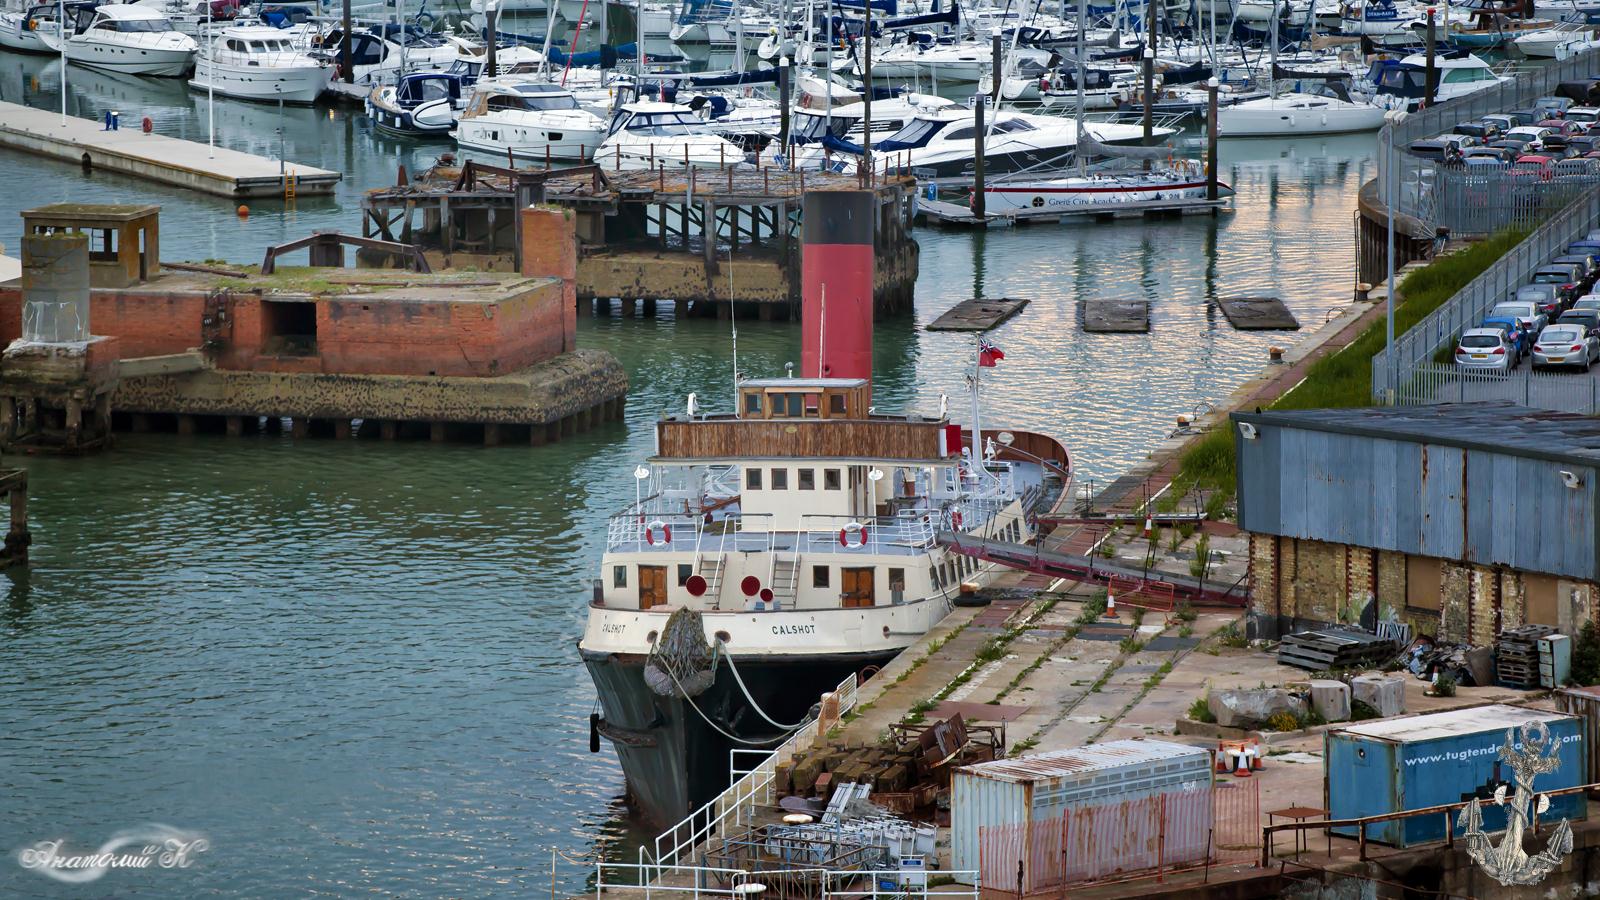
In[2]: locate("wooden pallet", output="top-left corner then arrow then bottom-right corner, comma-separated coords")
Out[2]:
1277,628 -> 1398,671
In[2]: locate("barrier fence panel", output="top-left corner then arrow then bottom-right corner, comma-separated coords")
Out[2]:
1391,363 -> 1600,414
1212,779 -> 1261,866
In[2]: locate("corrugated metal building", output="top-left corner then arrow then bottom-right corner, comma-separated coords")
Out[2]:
950,739 -> 1214,890
1233,404 -> 1600,642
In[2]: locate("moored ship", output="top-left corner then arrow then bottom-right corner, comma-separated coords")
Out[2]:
579,190 -> 1072,828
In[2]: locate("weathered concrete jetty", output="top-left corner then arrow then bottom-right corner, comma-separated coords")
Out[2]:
0,101 -> 340,198
360,160 -> 919,319
0,204 -> 625,448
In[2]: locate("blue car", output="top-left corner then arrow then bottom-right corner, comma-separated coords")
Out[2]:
1482,316 -> 1530,363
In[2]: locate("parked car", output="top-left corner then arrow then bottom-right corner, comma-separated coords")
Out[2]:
1534,96 -> 1575,118
1539,118 -> 1587,136
1411,134 -> 1479,161
1569,239 -> 1600,258
1552,253 -> 1600,290
1569,135 -> 1600,155
1510,285 -> 1561,320
1462,146 -> 1515,164
1482,316 -> 1532,361
1494,297 -> 1551,332
1454,121 -> 1503,140
1533,323 -> 1600,370
1508,108 -> 1547,127
1558,308 -> 1600,332
1531,263 -> 1587,303
1507,127 -> 1556,152
1567,105 -> 1600,125
1572,294 -> 1600,312
1489,138 -> 1530,155
1455,328 -> 1516,373
1482,113 -> 1522,133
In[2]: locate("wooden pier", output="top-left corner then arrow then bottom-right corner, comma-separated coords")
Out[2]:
0,101 -> 341,199
917,194 -> 1231,228
361,161 -> 919,319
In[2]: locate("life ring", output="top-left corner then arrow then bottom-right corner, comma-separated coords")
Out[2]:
645,520 -> 671,545
838,522 -> 868,547
952,510 -> 963,528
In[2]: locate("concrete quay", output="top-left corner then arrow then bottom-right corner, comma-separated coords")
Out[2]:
0,101 -> 340,198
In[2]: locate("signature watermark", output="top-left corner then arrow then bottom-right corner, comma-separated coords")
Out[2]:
16,824 -> 209,884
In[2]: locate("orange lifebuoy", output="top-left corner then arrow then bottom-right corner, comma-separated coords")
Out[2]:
952,510 -> 963,528
838,524 -> 868,547
645,521 -> 670,545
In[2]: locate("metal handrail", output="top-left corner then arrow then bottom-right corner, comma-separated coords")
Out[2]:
1260,778 -> 1600,866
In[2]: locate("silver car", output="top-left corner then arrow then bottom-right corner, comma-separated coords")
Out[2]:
1573,295 -> 1600,312
1456,328 -> 1516,374
1491,299 -> 1550,334
1533,323 -> 1600,370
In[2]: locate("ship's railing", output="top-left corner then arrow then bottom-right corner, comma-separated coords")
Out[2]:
800,512 -> 941,555
606,511 -> 704,552
644,671 -> 861,881
594,865 -> 979,900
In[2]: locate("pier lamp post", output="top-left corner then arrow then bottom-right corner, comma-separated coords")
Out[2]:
207,0 -> 215,159
633,465 -> 649,513
1383,121 -> 1396,403
57,0 -> 66,126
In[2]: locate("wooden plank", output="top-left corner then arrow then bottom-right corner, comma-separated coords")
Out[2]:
1216,296 -> 1301,331
657,419 -> 946,460
1082,300 -> 1151,334
926,297 -> 1029,332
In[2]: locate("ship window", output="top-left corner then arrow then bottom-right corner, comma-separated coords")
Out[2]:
824,468 -> 841,490
889,568 -> 905,604
677,563 -> 692,586
930,565 -> 940,588
799,468 -> 815,490
746,468 -> 762,490
613,565 -> 627,588
771,468 -> 788,490
744,392 -> 762,415
813,565 -> 829,588
829,393 -> 847,414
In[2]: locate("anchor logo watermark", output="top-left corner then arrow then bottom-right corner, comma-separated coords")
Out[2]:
1457,720 -> 1574,886
15,824 -> 209,884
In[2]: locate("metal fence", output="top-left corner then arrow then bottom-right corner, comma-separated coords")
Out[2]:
1371,188 -> 1600,399
1389,362 -> 1600,413
1377,50 -> 1600,229
1430,166 -> 1600,236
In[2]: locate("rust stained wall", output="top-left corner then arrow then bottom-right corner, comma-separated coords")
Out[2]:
0,286 -> 206,358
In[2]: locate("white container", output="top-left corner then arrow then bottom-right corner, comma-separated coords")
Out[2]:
950,738 -> 1214,887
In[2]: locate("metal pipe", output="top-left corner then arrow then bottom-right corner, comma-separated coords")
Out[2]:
1142,43 -> 1154,171
973,92 -> 985,219
1425,7 -> 1437,107
1206,77 -> 1218,201
779,56 -> 791,169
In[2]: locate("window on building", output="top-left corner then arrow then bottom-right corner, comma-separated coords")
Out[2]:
1406,556 -> 1442,611
799,469 -> 815,490
889,568 -> 906,604
744,393 -> 762,415
613,565 -> 627,588
772,468 -> 788,490
746,468 -> 762,490
824,468 -> 841,490
813,565 -> 830,588
1525,574 -> 1559,625
829,394 -> 847,415
677,564 -> 692,586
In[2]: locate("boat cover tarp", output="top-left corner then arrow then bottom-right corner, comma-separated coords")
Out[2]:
884,7 -> 959,29
1160,61 -> 1213,85
1078,128 -> 1171,159
547,43 -> 620,67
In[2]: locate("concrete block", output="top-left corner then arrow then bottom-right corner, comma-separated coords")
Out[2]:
1308,679 -> 1351,722
1351,673 -> 1406,718
1209,688 -> 1307,729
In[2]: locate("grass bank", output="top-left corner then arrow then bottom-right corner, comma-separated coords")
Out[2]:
1171,229 -> 1528,503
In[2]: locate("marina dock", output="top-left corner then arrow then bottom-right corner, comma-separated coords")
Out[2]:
0,101 -> 340,199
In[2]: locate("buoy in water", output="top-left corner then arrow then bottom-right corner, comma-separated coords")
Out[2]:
236,205 -> 249,218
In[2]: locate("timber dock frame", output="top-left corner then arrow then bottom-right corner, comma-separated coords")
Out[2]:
362,162 -> 919,320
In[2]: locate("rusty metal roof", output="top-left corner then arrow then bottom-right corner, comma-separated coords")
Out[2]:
955,738 -> 1209,783
1235,403 -> 1600,467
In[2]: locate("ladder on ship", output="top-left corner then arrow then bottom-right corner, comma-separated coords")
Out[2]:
770,554 -> 800,608
696,553 -> 725,606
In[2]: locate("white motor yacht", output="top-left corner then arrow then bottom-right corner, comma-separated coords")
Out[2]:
596,100 -> 746,169
855,108 -> 1169,179
64,4 -> 197,77
776,93 -> 957,169
454,81 -> 610,160
1217,89 -> 1389,136
1512,23 -> 1600,57
982,166 -> 1233,213
189,23 -> 333,103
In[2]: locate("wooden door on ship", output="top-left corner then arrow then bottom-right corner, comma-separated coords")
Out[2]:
639,565 -> 668,609
841,567 -> 875,608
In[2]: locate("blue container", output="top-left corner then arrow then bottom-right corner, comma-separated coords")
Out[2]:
1326,705 -> 1586,848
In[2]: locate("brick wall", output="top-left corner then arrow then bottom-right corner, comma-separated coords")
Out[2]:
521,206 -> 576,355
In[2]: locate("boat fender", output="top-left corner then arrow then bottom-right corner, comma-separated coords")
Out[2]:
952,510 -> 963,528
142,116 -> 153,134
590,712 -> 601,752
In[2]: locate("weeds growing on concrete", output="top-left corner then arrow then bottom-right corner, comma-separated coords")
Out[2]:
1187,695 -> 1216,724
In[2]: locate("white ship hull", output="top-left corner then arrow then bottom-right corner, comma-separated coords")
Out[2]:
1217,94 -> 1388,136
0,13 -> 59,53
982,173 -> 1223,213
66,39 -> 196,77
188,58 -> 332,103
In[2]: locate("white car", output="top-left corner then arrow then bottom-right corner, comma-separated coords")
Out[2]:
1532,323 -> 1600,370
1455,328 -> 1516,374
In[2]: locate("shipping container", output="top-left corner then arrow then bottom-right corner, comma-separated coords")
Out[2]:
1326,705 -> 1586,848
950,738 -> 1214,888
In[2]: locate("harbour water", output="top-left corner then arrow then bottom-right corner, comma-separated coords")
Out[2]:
0,49 -> 1375,894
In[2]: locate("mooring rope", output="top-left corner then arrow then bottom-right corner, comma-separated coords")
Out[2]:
717,638 -> 810,731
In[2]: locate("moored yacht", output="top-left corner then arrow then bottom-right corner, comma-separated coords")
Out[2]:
853,108 -> 1171,179
189,23 -> 333,103
65,4 -> 198,77
453,81 -> 609,159
581,190 -> 1072,827
595,100 -> 746,169
0,1 -> 87,54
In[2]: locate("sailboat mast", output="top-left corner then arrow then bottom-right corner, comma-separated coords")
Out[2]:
1076,0 -> 1086,174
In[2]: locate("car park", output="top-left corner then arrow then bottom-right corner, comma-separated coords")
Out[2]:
1531,262 -> 1586,303
1552,253 -> 1600,289
1507,126 -> 1556,151
1494,297 -> 1551,333
1532,323 -> 1599,370
1573,294 -> 1600,312
1508,109 -> 1546,127
1567,106 -> 1600,125
1462,146 -> 1515,164
1455,328 -> 1516,373
1411,134 -> 1479,160
1539,118 -> 1587,136
1482,113 -> 1520,133
1535,96 -> 1574,118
